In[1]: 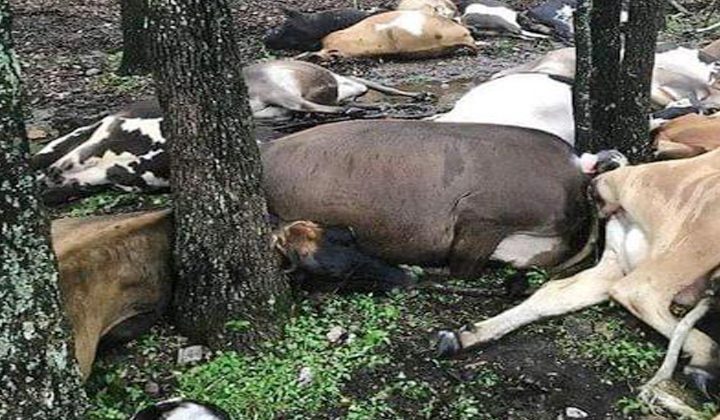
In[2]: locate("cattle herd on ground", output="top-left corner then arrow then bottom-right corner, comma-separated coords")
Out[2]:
28,0 -> 720,418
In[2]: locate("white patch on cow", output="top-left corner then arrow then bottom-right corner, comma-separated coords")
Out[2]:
375,11 -> 427,36
332,74 -> 369,102
464,3 -> 518,27
36,122 -> 99,157
47,116 -> 118,173
437,73 -> 575,145
141,171 -> 169,188
605,213 -> 649,274
653,47 -> 719,104
554,5 -> 574,25
491,234 -> 565,268
132,400 -> 224,420
120,117 -> 165,143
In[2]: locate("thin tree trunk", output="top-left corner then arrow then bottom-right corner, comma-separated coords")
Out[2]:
615,0 -> 665,162
0,2 -> 88,418
148,0 -> 291,350
573,0 -> 593,152
118,0 -> 151,75
573,0 -> 622,153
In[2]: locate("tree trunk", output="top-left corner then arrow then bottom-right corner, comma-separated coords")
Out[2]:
573,0 -> 622,153
573,0 -> 593,151
573,0 -> 664,162
148,0 -> 291,350
0,2 -> 88,418
118,0 -> 151,76
615,0 -> 665,162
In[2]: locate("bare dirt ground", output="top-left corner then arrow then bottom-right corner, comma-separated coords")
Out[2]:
12,0 -> 720,418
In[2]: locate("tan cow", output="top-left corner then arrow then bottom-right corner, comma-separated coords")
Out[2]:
53,209 -> 173,378
396,0 -> 459,20
653,113 -> 720,160
438,149 -> 720,394
315,11 -> 477,59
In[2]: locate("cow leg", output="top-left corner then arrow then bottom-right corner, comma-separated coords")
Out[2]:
438,248 -> 623,356
447,219 -> 508,280
608,261 -> 720,393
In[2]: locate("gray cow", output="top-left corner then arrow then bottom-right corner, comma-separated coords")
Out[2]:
263,120 -> 597,278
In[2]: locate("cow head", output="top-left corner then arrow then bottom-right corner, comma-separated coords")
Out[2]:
271,220 -> 415,292
264,8 -> 322,51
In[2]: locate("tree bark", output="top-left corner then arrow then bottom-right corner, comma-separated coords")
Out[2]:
0,2 -> 88,418
148,0 -> 291,350
573,0 -> 622,153
615,0 -> 665,162
118,0 -> 151,76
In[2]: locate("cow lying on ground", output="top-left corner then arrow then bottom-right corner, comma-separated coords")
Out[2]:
519,0 -> 576,41
652,113 -> 720,160
396,0 -> 458,20
52,210 -> 172,378
264,8 -> 377,51
245,60 -> 426,119
492,45 -> 720,107
459,0 -> 549,39
306,11 -> 477,59
433,73 -> 576,145
262,120 -> 598,279
437,149 -> 720,394
131,398 -> 229,420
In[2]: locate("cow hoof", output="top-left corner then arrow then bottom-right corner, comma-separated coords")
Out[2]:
436,330 -> 461,357
684,365 -> 717,398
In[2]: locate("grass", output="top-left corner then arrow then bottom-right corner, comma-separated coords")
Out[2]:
93,51 -> 152,95
87,293 -> 404,419
54,191 -> 171,218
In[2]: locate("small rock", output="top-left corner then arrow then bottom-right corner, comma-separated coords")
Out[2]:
144,381 -> 160,396
297,366 -> 313,387
85,68 -> 101,76
26,127 -> 48,140
326,326 -> 348,344
177,345 -> 207,365
564,407 -> 588,418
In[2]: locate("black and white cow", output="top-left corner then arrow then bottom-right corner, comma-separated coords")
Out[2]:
131,399 -> 229,420
33,100 -> 169,204
520,0 -> 576,41
264,8 -> 378,52
459,0 -> 549,39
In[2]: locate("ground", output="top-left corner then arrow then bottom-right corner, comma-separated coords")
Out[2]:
12,0 -> 720,418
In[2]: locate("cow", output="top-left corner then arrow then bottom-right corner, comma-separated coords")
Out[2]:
131,398 -> 229,420
262,120 -> 599,280
264,8 -> 375,52
520,0 -> 577,41
652,113 -> 720,160
437,149 -> 720,395
491,45 -> 720,107
52,209 -> 173,378
33,61 -> 425,204
460,0 -> 549,39
308,11 -> 478,59
396,0 -> 459,20
433,73 -> 577,145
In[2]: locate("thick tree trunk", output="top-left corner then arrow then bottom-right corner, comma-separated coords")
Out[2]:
118,0 -> 151,76
573,0 -> 593,151
615,0 -> 664,162
148,0 -> 291,350
0,2 -> 88,418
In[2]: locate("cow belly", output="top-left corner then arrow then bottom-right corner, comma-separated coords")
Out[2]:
491,233 -> 567,268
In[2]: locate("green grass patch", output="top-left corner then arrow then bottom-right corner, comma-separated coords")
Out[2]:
93,51 -> 152,94
56,191 -> 170,218
177,294 -> 402,418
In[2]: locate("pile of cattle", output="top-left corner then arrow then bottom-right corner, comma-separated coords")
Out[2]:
31,0 -> 720,417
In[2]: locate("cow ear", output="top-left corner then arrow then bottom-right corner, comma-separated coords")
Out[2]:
286,221 -> 319,241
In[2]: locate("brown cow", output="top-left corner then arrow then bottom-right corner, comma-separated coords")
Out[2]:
652,113 -> 720,160
52,209 -> 173,378
262,120 -> 597,280
314,11 -> 477,59
438,149 -> 720,394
